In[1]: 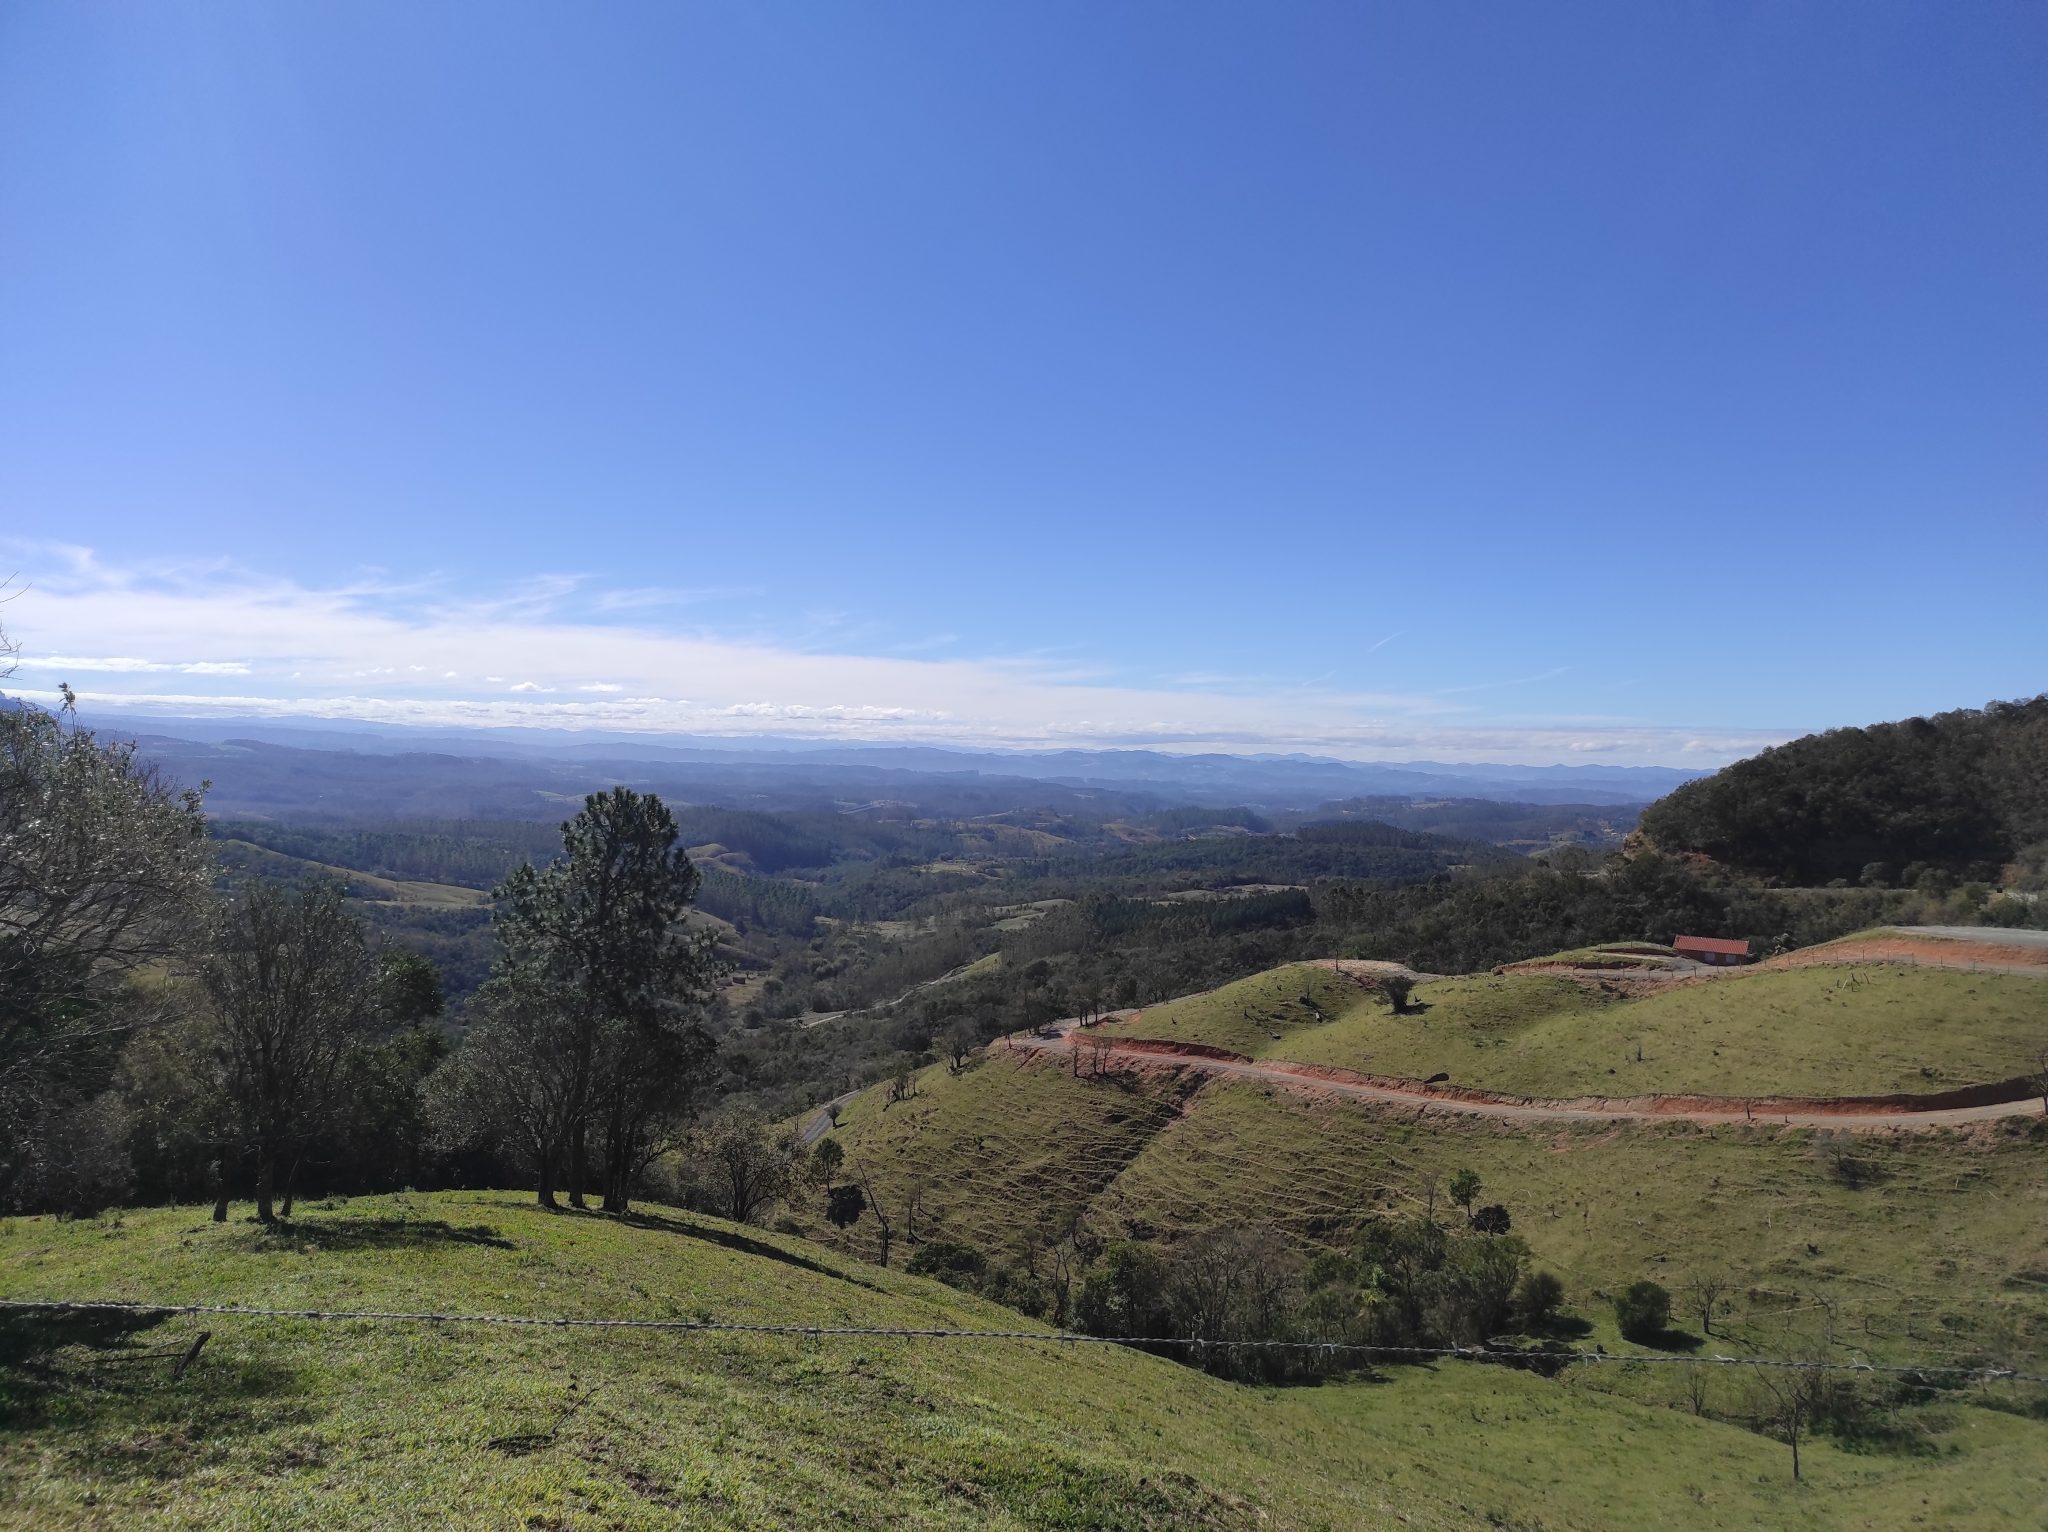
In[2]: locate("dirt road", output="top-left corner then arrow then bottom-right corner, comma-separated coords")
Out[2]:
799,1090 -> 859,1145
1005,1032 -> 2045,1131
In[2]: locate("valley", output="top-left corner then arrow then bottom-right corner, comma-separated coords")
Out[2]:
4,697 -> 2045,1528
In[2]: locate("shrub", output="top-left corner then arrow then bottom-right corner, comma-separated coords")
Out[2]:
982,1261 -> 1050,1318
1615,1279 -> 1672,1342
1075,1241 -> 1172,1340
824,1183 -> 866,1229
905,1238 -> 988,1290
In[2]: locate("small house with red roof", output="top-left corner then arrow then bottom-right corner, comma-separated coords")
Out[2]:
1673,934 -> 1751,967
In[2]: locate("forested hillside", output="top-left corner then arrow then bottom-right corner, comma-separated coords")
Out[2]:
1638,696 -> 2048,886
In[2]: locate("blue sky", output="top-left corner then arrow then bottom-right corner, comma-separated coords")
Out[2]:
2,2 -> 2042,762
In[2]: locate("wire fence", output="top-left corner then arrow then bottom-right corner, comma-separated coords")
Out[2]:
3,1297 -> 2042,1385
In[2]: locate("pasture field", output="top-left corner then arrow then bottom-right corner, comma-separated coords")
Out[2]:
1105,965 -> 1373,1057
1101,960 -> 2048,1099
814,1051 -> 2048,1373
3,1193 -> 2043,1530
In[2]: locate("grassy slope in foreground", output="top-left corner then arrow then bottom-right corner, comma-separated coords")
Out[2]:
1111,961 -> 2048,1098
3,1194 -> 2044,1532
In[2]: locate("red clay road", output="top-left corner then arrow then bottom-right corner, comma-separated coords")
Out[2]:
1005,1033 -> 2046,1132
1004,930 -> 2048,1131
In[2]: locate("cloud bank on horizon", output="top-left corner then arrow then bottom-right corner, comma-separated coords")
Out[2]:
2,545 -> 1791,766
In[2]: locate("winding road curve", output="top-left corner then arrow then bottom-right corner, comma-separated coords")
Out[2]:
1003,1031 -> 2044,1130
1007,932 -> 2048,1132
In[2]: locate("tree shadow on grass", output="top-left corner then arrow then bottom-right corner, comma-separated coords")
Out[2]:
1632,1327 -> 1704,1353
229,1216 -> 514,1254
0,1309 -> 307,1479
0,1305 -> 168,1399
567,1206 -> 884,1292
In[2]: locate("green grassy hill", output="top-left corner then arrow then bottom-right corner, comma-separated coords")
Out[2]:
812,1050 -> 2048,1367
4,1193 -> 2043,1530
1103,965 -> 1367,1057
1103,960 -> 2048,1099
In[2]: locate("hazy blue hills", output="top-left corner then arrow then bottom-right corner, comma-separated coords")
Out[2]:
52,706 -> 1701,818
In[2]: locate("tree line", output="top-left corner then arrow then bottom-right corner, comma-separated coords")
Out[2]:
2,685 -> 725,1221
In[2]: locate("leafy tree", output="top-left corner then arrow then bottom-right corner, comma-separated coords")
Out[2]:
1447,1168 -> 1482,1219
199,880 -> 381,1221
375,949 -> 445,1027
343,1017 -> 448,1191
809,1135 -> 844,1186
114,1010 -> 229,1209
1,695 -> 211,1204
16,1091 -> 133,1219
1381,974 -> 1415,1014
487,788 -> 718,1212
1470,1203 -> 1512,1236
1615,1279 -> 1672,1343
824,1182 -> 865,1229
1075,1240 -> 1172,1342
695,1111 -> 797,1225
428,972 -> 581,1207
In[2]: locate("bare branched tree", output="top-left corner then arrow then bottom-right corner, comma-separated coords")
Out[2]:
945,1020 -> 976,1073
1680,1367 -> 1711,1418
1689,1271 -> 1730,1336
1750,1360 -> 1835,1483
854,1157 -> 894,1267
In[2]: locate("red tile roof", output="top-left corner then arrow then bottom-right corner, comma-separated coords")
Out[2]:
1673,934 -> 1750,956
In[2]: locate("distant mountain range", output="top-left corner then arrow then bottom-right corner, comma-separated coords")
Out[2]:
7,703 -> 1704,819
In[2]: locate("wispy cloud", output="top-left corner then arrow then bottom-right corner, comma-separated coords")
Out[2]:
592,585 -> 765,614
0,548 -> 1792,765
40,655 -> 252,676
